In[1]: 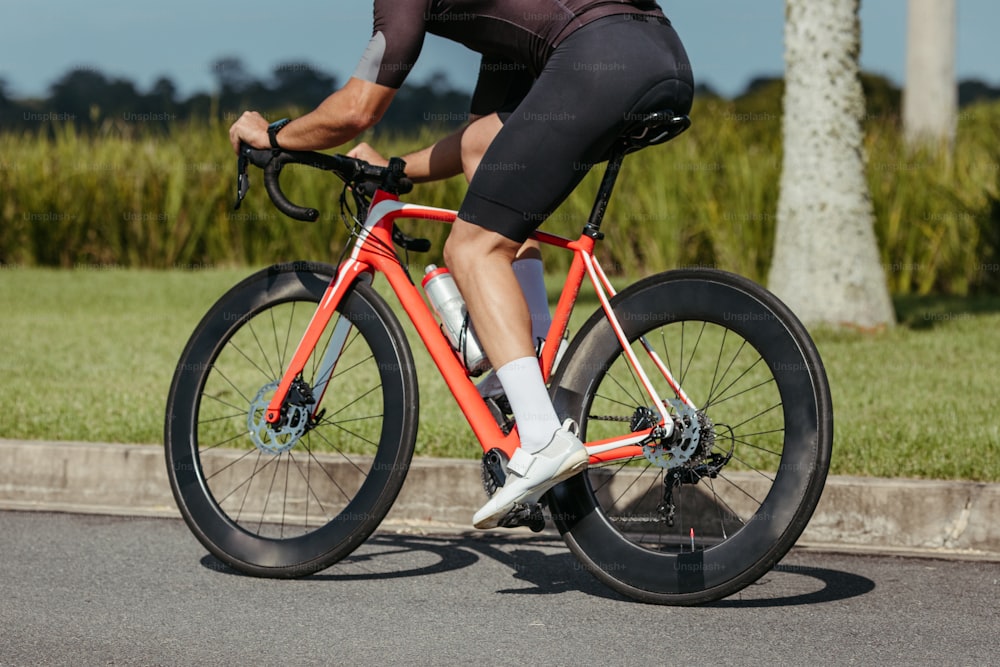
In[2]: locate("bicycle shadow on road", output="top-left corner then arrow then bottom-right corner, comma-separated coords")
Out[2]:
705,562 -> 877,608
200,532 -> 876,607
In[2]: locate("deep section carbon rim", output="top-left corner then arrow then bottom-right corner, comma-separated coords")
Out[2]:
549,270 -> 832,604
165,266 -> 417,576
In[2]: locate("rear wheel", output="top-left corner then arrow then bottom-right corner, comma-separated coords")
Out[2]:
165,263 -> 418,577
548,269 -> 832,604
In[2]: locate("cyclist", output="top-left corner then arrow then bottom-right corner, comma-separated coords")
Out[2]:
228,0 -> 694,529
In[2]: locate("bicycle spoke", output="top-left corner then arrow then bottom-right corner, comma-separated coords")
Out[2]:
706,328 -> 730,408
286,450 -> 338,514
704,336 -> 750,407
576,307 -> 801,554
280,455 -> 292,538
305,427 -> 372,477
256,451 -> 283,533
705,376 -> 777,410
299,449 -> 355,507
202,367 -> 254,410
703,355 -> 767,410
201,434 -> 256,463
231,451 -> 269,523
245,318 -> 279,381
224,339 -> 279,387
324,383 -> 383,421
728,401 -> 783,434
678,320 -> 707,387
197,411 -> 246,426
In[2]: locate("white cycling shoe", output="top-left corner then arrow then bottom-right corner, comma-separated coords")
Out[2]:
473,419 -> 589,529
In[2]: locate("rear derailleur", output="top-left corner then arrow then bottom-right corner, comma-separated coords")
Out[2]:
657,449 -> 734,527
629,404 -> 734,527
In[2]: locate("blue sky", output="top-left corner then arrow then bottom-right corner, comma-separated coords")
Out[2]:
0,0 -> 996,100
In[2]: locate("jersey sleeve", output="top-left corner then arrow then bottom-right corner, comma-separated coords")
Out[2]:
352,0 -> 430,89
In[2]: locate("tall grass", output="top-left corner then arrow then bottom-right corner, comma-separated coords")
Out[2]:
866,103 -> 1000,294
2,99 -> 998,293
1,121 -> 340,269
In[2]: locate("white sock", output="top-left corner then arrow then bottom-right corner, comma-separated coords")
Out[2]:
512,258 -> 551,346
495,356 -> 562,453
477,258 -> 551,399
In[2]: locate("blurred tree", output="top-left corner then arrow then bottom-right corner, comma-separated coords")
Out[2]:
210,56 -> 269,112
958,80 -> 1000,108
270,61 -> 337,112
3,60 -> 482,132
49,68 -> 140,125
211,56 -> 253,95
0,77 -> 11,122
149,76 -> 178,106
903,0 -> 957,150
378,70 -> 470,133
860,73 -> 902,124
769,0 -> 894,329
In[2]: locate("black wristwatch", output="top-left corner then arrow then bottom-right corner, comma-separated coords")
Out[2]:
268,118 -> 291,150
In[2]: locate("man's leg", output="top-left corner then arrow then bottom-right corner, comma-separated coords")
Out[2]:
444,221 -> 587,529
442,221 -> 549,407
459,115 -> 554,398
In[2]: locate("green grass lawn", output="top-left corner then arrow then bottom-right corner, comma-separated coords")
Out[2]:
1,267 -> 998,481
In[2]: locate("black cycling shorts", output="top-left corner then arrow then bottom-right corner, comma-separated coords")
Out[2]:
457,15 -> 694,243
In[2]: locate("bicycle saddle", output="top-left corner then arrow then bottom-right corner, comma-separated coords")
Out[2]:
621,110 -> 691,152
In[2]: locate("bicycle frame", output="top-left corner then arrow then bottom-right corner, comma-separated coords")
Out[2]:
263,186 -> 696,465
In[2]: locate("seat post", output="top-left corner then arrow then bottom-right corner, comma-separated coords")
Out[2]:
581,112 -> 690,241
582,142 -> 629,241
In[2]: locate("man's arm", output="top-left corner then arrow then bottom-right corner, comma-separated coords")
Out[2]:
228,76 -> 396,153
349,114 -> 488,183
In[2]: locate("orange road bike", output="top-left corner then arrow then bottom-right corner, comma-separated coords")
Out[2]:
164,112 -> 833,605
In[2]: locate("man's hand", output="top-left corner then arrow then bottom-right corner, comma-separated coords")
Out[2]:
346,142 -> 388,167
229,111 -> 270,154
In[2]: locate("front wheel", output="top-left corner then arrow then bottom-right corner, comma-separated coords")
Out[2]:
164,263 -> 419,577
548,269 -> 833,605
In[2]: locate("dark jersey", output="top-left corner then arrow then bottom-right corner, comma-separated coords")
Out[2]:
353,0 -> 667,114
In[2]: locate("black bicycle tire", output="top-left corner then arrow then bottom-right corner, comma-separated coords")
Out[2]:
164,263 -> 419,577
547,268 -> 833,605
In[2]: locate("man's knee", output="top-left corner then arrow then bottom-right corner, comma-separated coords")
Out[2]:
443,221 -> 475,274
442,234 -> 465,273
444,219 -> 518,275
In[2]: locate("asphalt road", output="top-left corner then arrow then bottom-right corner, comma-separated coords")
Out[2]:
1,511 -> 997,666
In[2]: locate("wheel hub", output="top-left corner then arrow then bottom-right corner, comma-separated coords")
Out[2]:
639,399 -> 715,469
247,380 -> 312,454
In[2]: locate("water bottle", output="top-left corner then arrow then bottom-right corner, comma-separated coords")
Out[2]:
422,265 -> 490,375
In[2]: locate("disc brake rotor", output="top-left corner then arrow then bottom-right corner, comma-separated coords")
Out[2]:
642,398 -> 712,469
247,381 -> 310,454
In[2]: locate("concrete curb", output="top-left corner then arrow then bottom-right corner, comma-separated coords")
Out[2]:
2,439 -> 998,561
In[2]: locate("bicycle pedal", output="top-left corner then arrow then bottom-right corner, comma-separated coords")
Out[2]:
480,449 -> 508,497
497,502 -> 545,533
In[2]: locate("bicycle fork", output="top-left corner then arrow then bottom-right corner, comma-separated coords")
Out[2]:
261,194 -> 458,429
262,258 -> 372,426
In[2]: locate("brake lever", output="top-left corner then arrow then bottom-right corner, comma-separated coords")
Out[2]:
234,151 -> 250,210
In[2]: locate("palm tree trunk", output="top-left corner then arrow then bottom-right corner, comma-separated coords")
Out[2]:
903,0 -> 957,149
768,0 -> 894,329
